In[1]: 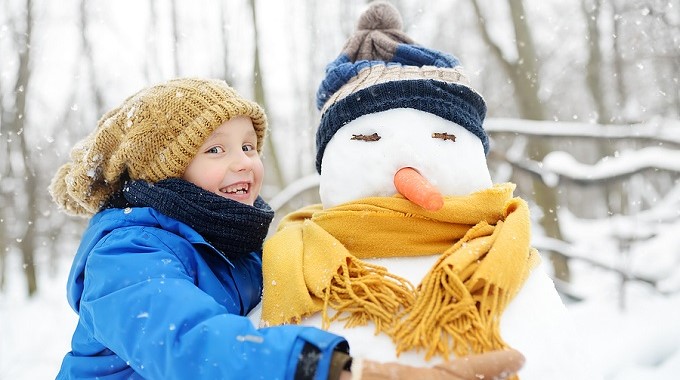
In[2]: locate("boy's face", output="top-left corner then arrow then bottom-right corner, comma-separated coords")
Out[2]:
182,116 -> 264,206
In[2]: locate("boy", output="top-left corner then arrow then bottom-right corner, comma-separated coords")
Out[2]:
50,77 -> 522,379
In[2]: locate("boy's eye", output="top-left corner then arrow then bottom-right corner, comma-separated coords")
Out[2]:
432,132 -> 456,142
242,144 -> 255,152
350,133 -> 381,142
206,146 -> 225,154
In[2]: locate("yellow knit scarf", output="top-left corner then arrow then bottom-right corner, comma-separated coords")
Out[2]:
261,183 -> 540,360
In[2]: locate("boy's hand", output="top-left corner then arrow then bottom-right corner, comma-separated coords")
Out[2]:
354,348 -> 525,380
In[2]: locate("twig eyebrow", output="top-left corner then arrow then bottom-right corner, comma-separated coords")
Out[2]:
351,133 -> 381,141
432,132 -> 456,141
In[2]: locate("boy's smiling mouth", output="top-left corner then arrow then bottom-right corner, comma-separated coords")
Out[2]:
220,182 -> 250,195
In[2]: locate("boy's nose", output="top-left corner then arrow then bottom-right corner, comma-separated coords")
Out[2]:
229,150 -> 254,172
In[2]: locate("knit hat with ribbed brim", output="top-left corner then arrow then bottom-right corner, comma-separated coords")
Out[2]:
314,1 -> 488,173
50,77 -> 267,217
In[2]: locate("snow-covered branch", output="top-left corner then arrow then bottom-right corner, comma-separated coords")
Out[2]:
485,117 -> 680,145
491,147 -> 680,186
543,147 -> 680,181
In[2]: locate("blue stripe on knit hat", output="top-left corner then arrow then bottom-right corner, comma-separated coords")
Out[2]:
391,44 -> 460,68
315,79 -> 488,173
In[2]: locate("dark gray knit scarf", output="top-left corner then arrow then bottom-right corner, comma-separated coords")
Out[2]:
122,178 -> 274,258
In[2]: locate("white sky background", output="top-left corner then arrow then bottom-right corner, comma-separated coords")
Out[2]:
1,0 -> 680,379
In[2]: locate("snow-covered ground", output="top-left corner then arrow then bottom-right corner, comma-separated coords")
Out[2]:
1,254 -> 77,380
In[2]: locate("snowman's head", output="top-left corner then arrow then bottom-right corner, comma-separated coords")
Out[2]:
315,1 -> 491,209
319,108 -> 492,208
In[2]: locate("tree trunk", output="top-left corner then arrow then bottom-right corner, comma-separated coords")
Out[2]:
582,0 -> 609,124
79,0 -> 105,115
248,0 -> 285,190
219,1 -> 232,81
507,0 -> 543,120
0,19 -> 7,291
611,0 -> 628,121
0,189 -> 6,291
18,166 -> 39,297
470,0 -> 570,281
13,0 -> 38,296
510,0 -> 570,282
581,0 -> 622,221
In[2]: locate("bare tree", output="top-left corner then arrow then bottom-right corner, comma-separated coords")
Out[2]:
0,31 -> 6,291
3,0 -> 39,295
218,1 -> 233,81
79,0 -> 105,117
469,0 -> 570,281
610,0 -> 629,122
582,0 -> 610,124
0,0 -> 8,291
248,0 -> 285,190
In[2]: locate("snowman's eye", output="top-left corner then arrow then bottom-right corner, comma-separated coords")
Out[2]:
350,133 -> 381,142
432,132 -> 456,142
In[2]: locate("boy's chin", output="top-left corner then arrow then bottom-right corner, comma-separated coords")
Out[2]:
217,191 -> 255,206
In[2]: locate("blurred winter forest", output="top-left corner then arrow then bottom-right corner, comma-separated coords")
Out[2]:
0,0 -> 679,306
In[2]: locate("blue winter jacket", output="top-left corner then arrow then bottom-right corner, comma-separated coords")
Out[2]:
57,207 -> 348,379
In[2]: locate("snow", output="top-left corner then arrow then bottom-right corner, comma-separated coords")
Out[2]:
543,148 -> 680,181
485,118 -> 680,143
0,254 -> 77,379
571,291 -> 680,379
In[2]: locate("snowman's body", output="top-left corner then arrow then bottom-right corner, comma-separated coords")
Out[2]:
252,108 -> 600,379
297,257 -> 574,380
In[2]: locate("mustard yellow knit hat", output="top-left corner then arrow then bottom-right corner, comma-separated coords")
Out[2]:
49,77 -> 267,217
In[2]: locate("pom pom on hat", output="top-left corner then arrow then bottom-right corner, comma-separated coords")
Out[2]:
342,1 -> 413,62
356,0 -> 403,31
50,78 -> 267,217
315,1 -> 488,173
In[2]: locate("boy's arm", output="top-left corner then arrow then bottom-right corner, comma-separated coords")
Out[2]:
79,228 -> 347,380
230,250 -> 265,314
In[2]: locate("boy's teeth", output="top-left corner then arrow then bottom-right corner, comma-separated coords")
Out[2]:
222,183 -> 249,194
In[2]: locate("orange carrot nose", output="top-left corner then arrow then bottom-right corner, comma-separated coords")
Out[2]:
394,167 -> 444,211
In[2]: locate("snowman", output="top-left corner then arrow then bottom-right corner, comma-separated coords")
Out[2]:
254,2 -> 601,379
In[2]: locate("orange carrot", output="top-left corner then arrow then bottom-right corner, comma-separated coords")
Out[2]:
393,167 -> 444,211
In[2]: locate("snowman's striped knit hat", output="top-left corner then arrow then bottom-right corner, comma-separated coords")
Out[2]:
314,1 -> 488,173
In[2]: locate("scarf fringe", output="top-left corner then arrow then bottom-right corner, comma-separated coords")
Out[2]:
321,259 -> 415,334
392,260 -> 511,360
318,254 -> 512,361
317,221 -> 522,365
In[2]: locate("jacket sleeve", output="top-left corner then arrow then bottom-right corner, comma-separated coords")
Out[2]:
78,226 -> 348,380
230,250 -> 265,315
